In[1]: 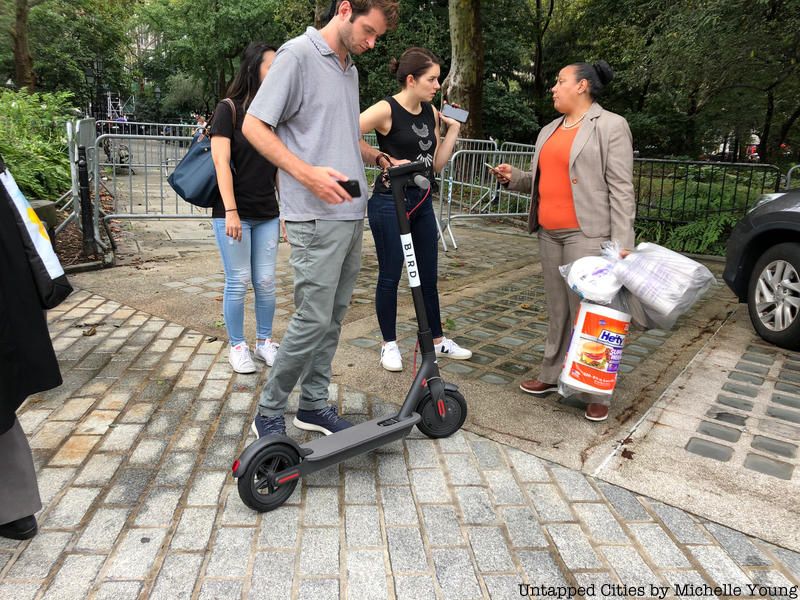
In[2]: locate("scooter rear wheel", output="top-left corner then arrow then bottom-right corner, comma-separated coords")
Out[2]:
237,443 -> 300,512
416,390 -> 467,438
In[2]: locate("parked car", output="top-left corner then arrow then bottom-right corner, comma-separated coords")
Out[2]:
723,190 -> 800,349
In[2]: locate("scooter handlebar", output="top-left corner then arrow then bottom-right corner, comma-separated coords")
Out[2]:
387,160 -> 427,178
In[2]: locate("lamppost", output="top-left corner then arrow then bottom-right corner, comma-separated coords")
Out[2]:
154,85 -> 161,124
94,58 -> 104,119
83,67 -> 95,117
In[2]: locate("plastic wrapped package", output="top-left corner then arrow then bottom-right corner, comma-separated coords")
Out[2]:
558,256 -> 622,305
601,241 -> 716,329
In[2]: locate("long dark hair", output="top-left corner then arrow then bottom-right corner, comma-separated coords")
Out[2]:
225,42 -> 277,111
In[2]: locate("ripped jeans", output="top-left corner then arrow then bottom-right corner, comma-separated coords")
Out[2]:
212,217 -> 280,345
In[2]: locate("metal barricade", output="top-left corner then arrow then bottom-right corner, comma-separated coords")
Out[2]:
786,165 -> 800,190
96,120 -> 197,138
93,133 -> 208,227
499,141 -> 535,154
439,149 -> 534,249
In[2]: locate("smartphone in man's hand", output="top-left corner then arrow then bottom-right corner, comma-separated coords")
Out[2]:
337,179 -> 361,197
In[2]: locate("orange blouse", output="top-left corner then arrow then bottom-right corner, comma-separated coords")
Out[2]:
537,125 -> 580,230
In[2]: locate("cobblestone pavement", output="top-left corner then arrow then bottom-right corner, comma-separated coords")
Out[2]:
153,223 -> 541,317
595,306 -> 800,551
2,291 -> 799,599
347,276 -> 727,388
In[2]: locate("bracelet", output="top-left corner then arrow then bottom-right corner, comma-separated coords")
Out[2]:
225,208 -> 238,212
375,152 -> 391,168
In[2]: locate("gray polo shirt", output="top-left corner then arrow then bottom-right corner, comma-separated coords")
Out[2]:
247,27 -> 368,221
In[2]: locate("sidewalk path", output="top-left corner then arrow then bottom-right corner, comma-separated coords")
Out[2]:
1,290 -> 799,599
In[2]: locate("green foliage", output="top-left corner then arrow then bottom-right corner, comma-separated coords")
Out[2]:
635,213 -> 740,255
354,0 -> 450,110
137,0 -> 301,108
29,0 -> 134,103
2,0 -> 798,165
161,74 -> 207,118
666,214 -> 739,255
483,80 -> 538,143
0,89 -> 74,199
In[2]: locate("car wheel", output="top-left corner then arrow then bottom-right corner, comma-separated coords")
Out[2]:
747,242 -> 800,350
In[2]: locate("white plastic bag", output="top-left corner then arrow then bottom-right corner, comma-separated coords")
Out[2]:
602,241 -> 715,329
558,256 -> 622,305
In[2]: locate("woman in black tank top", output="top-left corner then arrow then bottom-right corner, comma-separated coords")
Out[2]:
360,47 -> 473,373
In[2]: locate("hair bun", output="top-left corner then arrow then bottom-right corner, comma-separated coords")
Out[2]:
593,60 -> 614,85
388,57 -> 400,75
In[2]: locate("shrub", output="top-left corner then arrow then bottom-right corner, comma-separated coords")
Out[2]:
0,89 -> 75,200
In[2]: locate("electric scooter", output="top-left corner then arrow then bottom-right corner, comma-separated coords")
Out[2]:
233,161 -> 468,512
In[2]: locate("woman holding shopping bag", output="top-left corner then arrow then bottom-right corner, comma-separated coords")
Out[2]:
490,61 -> 636,422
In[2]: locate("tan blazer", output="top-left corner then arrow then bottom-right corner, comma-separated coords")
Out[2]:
507,102 -> 636,248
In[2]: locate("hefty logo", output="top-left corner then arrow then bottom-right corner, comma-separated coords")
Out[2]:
598,329 -> 625,347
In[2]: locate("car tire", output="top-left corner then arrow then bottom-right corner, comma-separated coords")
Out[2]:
747,242 -> 800,350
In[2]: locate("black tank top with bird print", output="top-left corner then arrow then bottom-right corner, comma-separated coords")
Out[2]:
374,96 -> 438,194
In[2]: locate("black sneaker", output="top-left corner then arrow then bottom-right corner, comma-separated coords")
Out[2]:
0,515 -> 38,540
251,414 -> 286,438
293,405 -> 353,436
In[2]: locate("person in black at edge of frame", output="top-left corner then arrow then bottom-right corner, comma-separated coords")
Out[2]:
0,154 -> 71,539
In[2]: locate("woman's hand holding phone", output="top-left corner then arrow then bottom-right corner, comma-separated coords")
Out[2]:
487,163 -> 512,184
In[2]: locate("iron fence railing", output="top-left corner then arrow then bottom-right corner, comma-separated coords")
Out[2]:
633,158 -> 782,223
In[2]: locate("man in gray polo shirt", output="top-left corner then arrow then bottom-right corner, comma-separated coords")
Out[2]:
243,0 -> 400,438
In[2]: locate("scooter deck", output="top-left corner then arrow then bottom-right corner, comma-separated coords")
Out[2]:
301,413 -> 421,470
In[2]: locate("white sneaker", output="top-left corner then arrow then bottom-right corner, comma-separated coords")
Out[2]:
228,342 -> 256,373
435,336 -> 473,360
380,341 -> 403,372
254,340 -> 279,367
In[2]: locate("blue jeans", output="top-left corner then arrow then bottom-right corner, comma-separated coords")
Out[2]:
367,189 -> 442,341
212,217 -> 279,345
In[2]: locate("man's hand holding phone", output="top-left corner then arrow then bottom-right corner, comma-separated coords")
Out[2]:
302,166 -> 354,204
486,163 -> 512,185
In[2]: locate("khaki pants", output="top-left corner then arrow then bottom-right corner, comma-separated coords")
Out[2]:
258,220 -> 363,415
537,228 -> 611,407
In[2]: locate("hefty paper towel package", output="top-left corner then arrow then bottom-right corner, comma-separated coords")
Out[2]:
559,301 -> 631,396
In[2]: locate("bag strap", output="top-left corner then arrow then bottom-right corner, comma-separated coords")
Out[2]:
222,98 -> 237,129
206,98 -> 237,137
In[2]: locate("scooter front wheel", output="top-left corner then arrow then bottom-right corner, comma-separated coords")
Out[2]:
237,443 -> 300,512
416,390 -> 467,438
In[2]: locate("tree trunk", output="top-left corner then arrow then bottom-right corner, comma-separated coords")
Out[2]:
758,89 -> 774,161
776,102 -> 800,153
683,89 -> 699,155
217,68 -> 227,100
442,0 -> 484,138
315,0 -> 331,29
12,0 -> 36,90
531,0 -> 554,101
